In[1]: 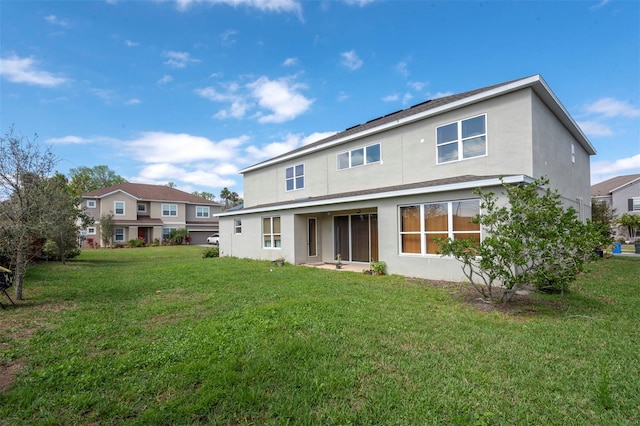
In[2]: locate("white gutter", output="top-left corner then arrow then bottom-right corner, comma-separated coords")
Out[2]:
217,175 -> 533,217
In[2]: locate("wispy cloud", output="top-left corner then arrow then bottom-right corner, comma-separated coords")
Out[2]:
196,75 -> 313,123
396,61 -> 409,77
174,0 -> 302,15
125,98 -> 141,105
163,50 -> 200,68
382,93 -> 399,102
157,75 -> 173,85
584,97 -> 640,118
344,0 -> 376,6
124,40 -> 139,47
590,0 -> 610,11
46,135 -> 92,145
0,55 -> 68,87
341,50 -> 363,70
220,29 -> 238,45
245,131 -> 336,161
591,153 -> 640,183
283,57 -> 298,66
577,120 -> 614,137
44,14 -> 68,26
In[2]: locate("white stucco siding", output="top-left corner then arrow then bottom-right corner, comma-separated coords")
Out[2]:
614,182 -> 640,215
531,92 -> 592,216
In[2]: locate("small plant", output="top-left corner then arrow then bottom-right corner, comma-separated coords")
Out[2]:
275,257 -> 285,267
126,238 -> 146,248
202,247 -> 219,258
370,260 -> 387,275
335,253 -> 342,269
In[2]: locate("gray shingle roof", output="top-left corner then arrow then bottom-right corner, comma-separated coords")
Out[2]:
591,174 -> 640,196
83,183 -> 220,205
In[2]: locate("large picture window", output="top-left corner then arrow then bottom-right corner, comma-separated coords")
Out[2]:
162,204 -> 178,217
436,114 -> 486,164
400,200 -> 480,255
286,164 -> 304,191
337,143 -> 381,170
262,216 -> 281,248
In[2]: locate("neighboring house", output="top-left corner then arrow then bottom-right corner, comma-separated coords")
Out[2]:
591,174 -> 640,240
217,75 -> 595,281
82,183 -> 221,246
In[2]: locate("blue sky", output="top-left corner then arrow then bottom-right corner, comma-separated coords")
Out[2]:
1,0 -> 639,197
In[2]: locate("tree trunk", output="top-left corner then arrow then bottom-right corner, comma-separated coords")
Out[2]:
14,244 -> 25,300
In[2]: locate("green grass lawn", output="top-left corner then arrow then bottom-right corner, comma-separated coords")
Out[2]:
1,246 -> 639,425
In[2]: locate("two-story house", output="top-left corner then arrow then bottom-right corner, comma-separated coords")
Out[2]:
217,75 -> 596,281
82,183 -> 221,246
591,174 -> 640,241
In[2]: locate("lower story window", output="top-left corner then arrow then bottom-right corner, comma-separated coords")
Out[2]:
262,216 -> 281,248
114,228 -> 125,242
162,228 -> 177,241
400,199 -> 480,255
87,227 -> 96,235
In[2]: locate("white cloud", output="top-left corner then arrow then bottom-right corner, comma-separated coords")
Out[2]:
577,120 -> 614,137
125,98 -> 141,105
157,75 -> 173,85
382,93 -> 399,102
341,50 -> 363,70
245,131 -> 336,162
396,61 -> 409,77
163,50 -> 200,68
590,0 -> 610,11
125,131 -> 249,164
408,81 -> 426,91
591,154 -> 640,183
44,15 -> 68,26
402,92 -> 413,104
174,0 -> 302,15
220,29 -> 238,45
283,57 -> 298,66
124,40 -> 139,47
584,97 -> 640,118
46,135 -> 92,145
344,0 -> 376,6
0,55 -> 68,87
195,85 -> 251,119
337,91 -> 349,102
430,91 -> 454,99
248,76 -> 314,123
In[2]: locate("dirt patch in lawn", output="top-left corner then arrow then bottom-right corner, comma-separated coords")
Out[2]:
406,277 -> 564,316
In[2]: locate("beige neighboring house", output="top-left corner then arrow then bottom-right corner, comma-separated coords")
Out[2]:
217,74 -> 595,282
591,174 -> 640,241
82,183 -> 221,246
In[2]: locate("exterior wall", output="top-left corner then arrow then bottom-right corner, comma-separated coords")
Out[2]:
613,181 -> 640,216
149,201 -> 186,228
531,92 -> 592,219
100,193 -> 138,221
242,90 -> 535,208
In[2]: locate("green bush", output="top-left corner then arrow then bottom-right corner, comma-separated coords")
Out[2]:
202,247 -> 219,258
42,239 -> 81,261
126,238 -> 146,248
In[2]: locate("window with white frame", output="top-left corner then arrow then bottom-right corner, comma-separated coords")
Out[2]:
138,204 -> 147,213
114,228 -> 125,242
87,227 -> 96,235
285,164 -> 305,191
162,227 -> 177,240
633,198 -> 640,212
162,204 -> 178,217
262,216 -> 281,248
87,200 -> 96,208
400,200 -> 480,255
337,143 -> 381,170
436,114 -> 486,164
196,206 -> 210,218
234,219 -> 242,234
114,201 -> 125,215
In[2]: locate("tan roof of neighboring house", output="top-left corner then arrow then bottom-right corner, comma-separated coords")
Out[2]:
591,174 -> 640,197
83,183 -> 220,205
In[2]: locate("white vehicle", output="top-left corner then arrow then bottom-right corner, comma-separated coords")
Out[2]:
206,234 -> 219,245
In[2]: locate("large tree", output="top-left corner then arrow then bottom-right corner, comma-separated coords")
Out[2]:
68,165 -> 127,195
0,127 -> 56,299
438,177 -> 602,302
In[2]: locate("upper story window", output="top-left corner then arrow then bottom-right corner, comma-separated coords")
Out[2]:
286,164 -> 305,191
262,216 -> 281,248
196,206 -> 210,218
137,204 -> 147,214
114,201 -> 125,215
162,204 -> 178,217
234,219 -> 242,234
400,199 -> 480,255
436,114 -> 486,164
337,143 -> 381,170
87,200 -> 96,208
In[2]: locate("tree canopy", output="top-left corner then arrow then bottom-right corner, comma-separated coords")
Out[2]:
68,165 -> 127,195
